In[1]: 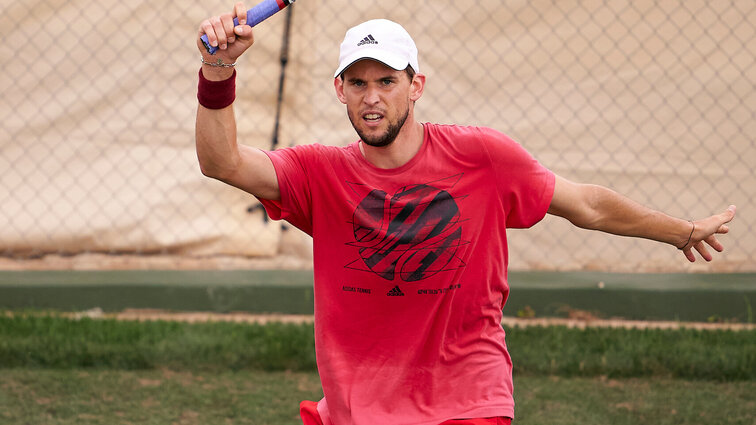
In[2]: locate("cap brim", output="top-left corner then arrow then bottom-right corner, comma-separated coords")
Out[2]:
334,49 -> 410,78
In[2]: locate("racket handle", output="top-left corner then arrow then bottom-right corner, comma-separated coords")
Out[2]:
201,0 -> 295,55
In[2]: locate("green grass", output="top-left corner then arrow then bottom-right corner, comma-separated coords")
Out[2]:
1,312 -> 754,424
0,368 -> 323,425
1,369 -> 754,425
0,313 -> 316,371
506,325 -> 756,380
514,376 -> 755,425
2,313 -> 754,380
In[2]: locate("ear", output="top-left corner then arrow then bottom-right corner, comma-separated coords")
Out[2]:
409,73 -> 425,102
334,77 -> 347,104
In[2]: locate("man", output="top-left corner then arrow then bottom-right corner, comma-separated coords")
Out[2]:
196,4 -> 736,424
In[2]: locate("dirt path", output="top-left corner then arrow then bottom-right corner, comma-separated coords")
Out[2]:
61,308 -> 756,331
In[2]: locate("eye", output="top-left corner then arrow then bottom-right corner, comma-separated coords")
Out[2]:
381,78 -> 393,86
351,79 -> 365,87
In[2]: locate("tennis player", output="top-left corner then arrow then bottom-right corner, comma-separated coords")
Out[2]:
196,4 -> 736,424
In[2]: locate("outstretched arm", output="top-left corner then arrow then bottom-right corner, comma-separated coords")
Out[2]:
195,2 -> 280,200
547,175 -> 736,262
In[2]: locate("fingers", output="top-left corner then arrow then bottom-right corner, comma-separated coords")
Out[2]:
682,240 -> 715,263
198,3 -> 254,56
700,205 -> 735,260
198,19 -> 216,48
232,2 -> 254,40
234,2 -> 247,25
682,237 -> 723,263
212,15 -> 230,50
694,241 -> 713,262
199,14 -> 232,49
680,204 -> 736,263
705,234 -> 725,253
222,13 -> 237,45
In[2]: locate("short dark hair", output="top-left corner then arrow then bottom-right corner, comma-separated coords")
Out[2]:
404,65 -> 416,80
339,64 -> 416,81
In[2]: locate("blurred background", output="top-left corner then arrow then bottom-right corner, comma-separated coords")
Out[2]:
1,0 -> 754,273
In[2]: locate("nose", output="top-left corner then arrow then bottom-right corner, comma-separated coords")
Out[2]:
363,84 -> 380,106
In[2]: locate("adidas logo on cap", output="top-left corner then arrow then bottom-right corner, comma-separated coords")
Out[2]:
357,34 -> 378,46
387,285 -> 405,296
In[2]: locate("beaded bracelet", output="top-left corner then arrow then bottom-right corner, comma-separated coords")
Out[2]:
201,57 -> 237,68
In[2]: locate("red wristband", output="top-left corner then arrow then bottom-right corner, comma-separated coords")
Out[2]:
197,68 -> 236,109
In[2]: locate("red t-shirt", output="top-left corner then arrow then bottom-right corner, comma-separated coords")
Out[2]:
259,123 -> 555,425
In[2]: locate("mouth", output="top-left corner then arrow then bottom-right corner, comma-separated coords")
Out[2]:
362,112 -> 384,126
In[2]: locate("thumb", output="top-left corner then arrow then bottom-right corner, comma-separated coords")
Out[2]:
714,205 -> 736,234
722,205 -> 737,224
234,25 -> 253,39
225,25 -> 255,59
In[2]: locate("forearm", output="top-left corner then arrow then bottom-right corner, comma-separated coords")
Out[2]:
195,66 -> 240,180
549,175 -> 736,262
581,185 -> 692,247
196,109 -> 240,181
550,177 -> 693,248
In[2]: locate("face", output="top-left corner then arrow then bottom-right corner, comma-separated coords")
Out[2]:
335,60 -> 423,148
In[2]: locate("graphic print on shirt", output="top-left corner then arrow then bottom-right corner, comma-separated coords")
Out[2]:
344,174 -> 468,284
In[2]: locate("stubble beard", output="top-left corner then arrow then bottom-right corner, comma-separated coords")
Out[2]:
349,105 -> 410,148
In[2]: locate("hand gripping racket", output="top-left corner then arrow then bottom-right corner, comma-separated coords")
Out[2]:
201,0 -> 296,55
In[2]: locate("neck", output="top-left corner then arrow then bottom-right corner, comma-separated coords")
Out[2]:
360,120 -> 425,169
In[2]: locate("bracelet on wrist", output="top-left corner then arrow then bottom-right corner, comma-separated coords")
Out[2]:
201,57 -> 237,68
677,220 -> 695,250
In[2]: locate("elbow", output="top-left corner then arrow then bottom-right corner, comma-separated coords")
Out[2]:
197,157 -> 218,179
572,185 -> 635,232
568,184 -> 605,230
197,157 -> 235,182
551,176 -> 604,230
198,160 -> 217,179
196,144 -> 242,181
568,211 -> 600,231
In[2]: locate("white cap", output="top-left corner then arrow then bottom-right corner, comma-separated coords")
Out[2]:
334,19 -> 419,78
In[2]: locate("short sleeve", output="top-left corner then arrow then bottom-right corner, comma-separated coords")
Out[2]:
257,145 -> 318,235
480,128 -> 555,229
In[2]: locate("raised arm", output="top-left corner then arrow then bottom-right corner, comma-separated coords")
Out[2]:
547,175 -> 736,262
195,2 -> 280,200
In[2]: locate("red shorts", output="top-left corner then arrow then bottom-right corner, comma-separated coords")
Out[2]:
300,400 -> 512,425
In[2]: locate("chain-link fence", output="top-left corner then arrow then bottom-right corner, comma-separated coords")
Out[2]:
1,0 -> 754,271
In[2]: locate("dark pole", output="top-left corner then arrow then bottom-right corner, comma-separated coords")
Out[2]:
271,6 -> 293,150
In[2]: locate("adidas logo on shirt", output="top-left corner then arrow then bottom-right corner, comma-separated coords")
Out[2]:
357,34 -> 378,46
387,285 -> 405,296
